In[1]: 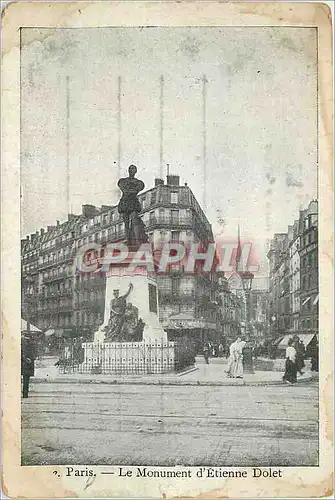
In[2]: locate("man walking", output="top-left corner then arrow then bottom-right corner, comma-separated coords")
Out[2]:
21,332 -> 36,398
293,335 -> 305,375
203,343 -> 210,364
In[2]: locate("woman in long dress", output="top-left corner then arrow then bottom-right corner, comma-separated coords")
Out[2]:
282,338 -> 297,384
226,338 -> 246,378
225,339 -> 237,377
233,339 -> 246,378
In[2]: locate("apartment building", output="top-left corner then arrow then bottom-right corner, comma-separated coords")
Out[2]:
21,175 -> 219,344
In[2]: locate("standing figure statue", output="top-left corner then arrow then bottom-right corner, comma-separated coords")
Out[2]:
105,283 -> 133,341
117,165 -> 147,246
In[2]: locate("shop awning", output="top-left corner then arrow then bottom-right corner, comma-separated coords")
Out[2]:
45,328 -> 56,337
277,333 -> 316,349
165,313 -> 217,330
21,319 -> 42,333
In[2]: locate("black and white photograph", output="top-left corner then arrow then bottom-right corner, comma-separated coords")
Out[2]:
1,2 -> 333,498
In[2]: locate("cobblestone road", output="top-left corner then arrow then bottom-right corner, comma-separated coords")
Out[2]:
21,381 -> 318,466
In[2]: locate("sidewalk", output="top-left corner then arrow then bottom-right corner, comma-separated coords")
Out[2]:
33,356 -> 318,387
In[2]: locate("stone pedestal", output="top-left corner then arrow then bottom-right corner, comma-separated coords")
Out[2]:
94,252 -> 166,343
79,252 -> 196,375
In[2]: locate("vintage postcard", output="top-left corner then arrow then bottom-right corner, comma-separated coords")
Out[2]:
1,1 -> 333,498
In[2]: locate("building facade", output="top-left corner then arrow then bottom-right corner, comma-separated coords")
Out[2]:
217,274 -> 243,346
267,233 -> 291,339
299,201 -> 318,332
267,200 -> 319,340
21,175 -> 220,344
249,289 -> 269,345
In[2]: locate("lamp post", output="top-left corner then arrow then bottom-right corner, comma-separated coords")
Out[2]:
23,275 -> 35,334
240,270 -> 254,374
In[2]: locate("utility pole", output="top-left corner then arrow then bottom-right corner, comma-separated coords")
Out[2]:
65,76 -> 70,215
159,75 -> 164,179
117,75 -> 122,179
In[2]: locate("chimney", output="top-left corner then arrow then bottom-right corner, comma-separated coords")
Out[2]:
56,220 -> 60,226
154,178 -> 164,187
30,233 -> 36,241
40,228 -> 44,235
101,205 -> 113,212
166,175 -> 180,186
68,214 -> 78,221
82,204 -> 100,218
47,225 -> 55,232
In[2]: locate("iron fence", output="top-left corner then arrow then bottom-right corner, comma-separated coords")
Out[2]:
57,337 -> 195,375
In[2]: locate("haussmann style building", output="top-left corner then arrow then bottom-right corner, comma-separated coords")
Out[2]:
267,200 -> 318,343
21,175 -> 221,351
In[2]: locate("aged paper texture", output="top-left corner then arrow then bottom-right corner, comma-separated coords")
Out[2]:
1,1 -> 333,498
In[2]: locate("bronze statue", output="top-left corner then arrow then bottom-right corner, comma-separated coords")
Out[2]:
117,165 -> 147,246
104,284 -> 133,341
104,283 -> 145,342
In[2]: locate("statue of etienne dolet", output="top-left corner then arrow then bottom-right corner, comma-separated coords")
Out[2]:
103,165 -> 148,342
117,164 -> 148,247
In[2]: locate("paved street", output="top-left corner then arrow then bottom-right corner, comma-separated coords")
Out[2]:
22,381 -> 318,466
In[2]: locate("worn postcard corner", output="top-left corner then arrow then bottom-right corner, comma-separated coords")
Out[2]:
1,1 -> 334,499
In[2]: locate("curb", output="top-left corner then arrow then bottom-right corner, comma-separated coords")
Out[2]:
30,374 -> 318,387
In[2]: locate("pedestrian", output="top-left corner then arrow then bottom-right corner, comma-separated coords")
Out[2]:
203,343 -> 210,364
282,338 -> 297,384
233,337 -> 246,379
21,331 -> 36,398
218,343 -> 224,357
310,341 -> 319,372
226,337 -> 246,378
226,339 -> 237,377
293,335 -> 305,375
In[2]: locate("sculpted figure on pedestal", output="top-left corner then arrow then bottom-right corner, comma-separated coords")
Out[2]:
104,283 -> 145,342
117,165 -> 148,246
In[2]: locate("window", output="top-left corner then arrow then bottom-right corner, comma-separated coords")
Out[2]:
171,231 -> 180,242
148,283 -> 158,313
160,187 -> 169,203
150,191 -> 157,205
142,196 -> 148,209
171,277 -> 180,296
171,210 -> 179,223
171,192 -> 178,204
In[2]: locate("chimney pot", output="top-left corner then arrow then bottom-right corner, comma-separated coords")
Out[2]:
166,175 -> 180,186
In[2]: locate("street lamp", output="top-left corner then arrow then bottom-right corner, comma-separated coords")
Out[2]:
23,275 -> 35,334
240,270 -> 254,374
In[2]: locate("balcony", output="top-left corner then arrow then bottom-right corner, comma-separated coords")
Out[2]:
43,272 -> 74,284
145,215 -> 193,229
39,289 -> 73,300
58,304 -> 73,313
158,290 -> 195,303
39,250 -> 77,270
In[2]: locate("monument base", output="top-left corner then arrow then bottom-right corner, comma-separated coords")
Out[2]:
94,255 -> 167,343
80,340 -> 180,375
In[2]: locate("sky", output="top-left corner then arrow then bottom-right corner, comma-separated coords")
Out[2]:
20,27 -> 317,277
